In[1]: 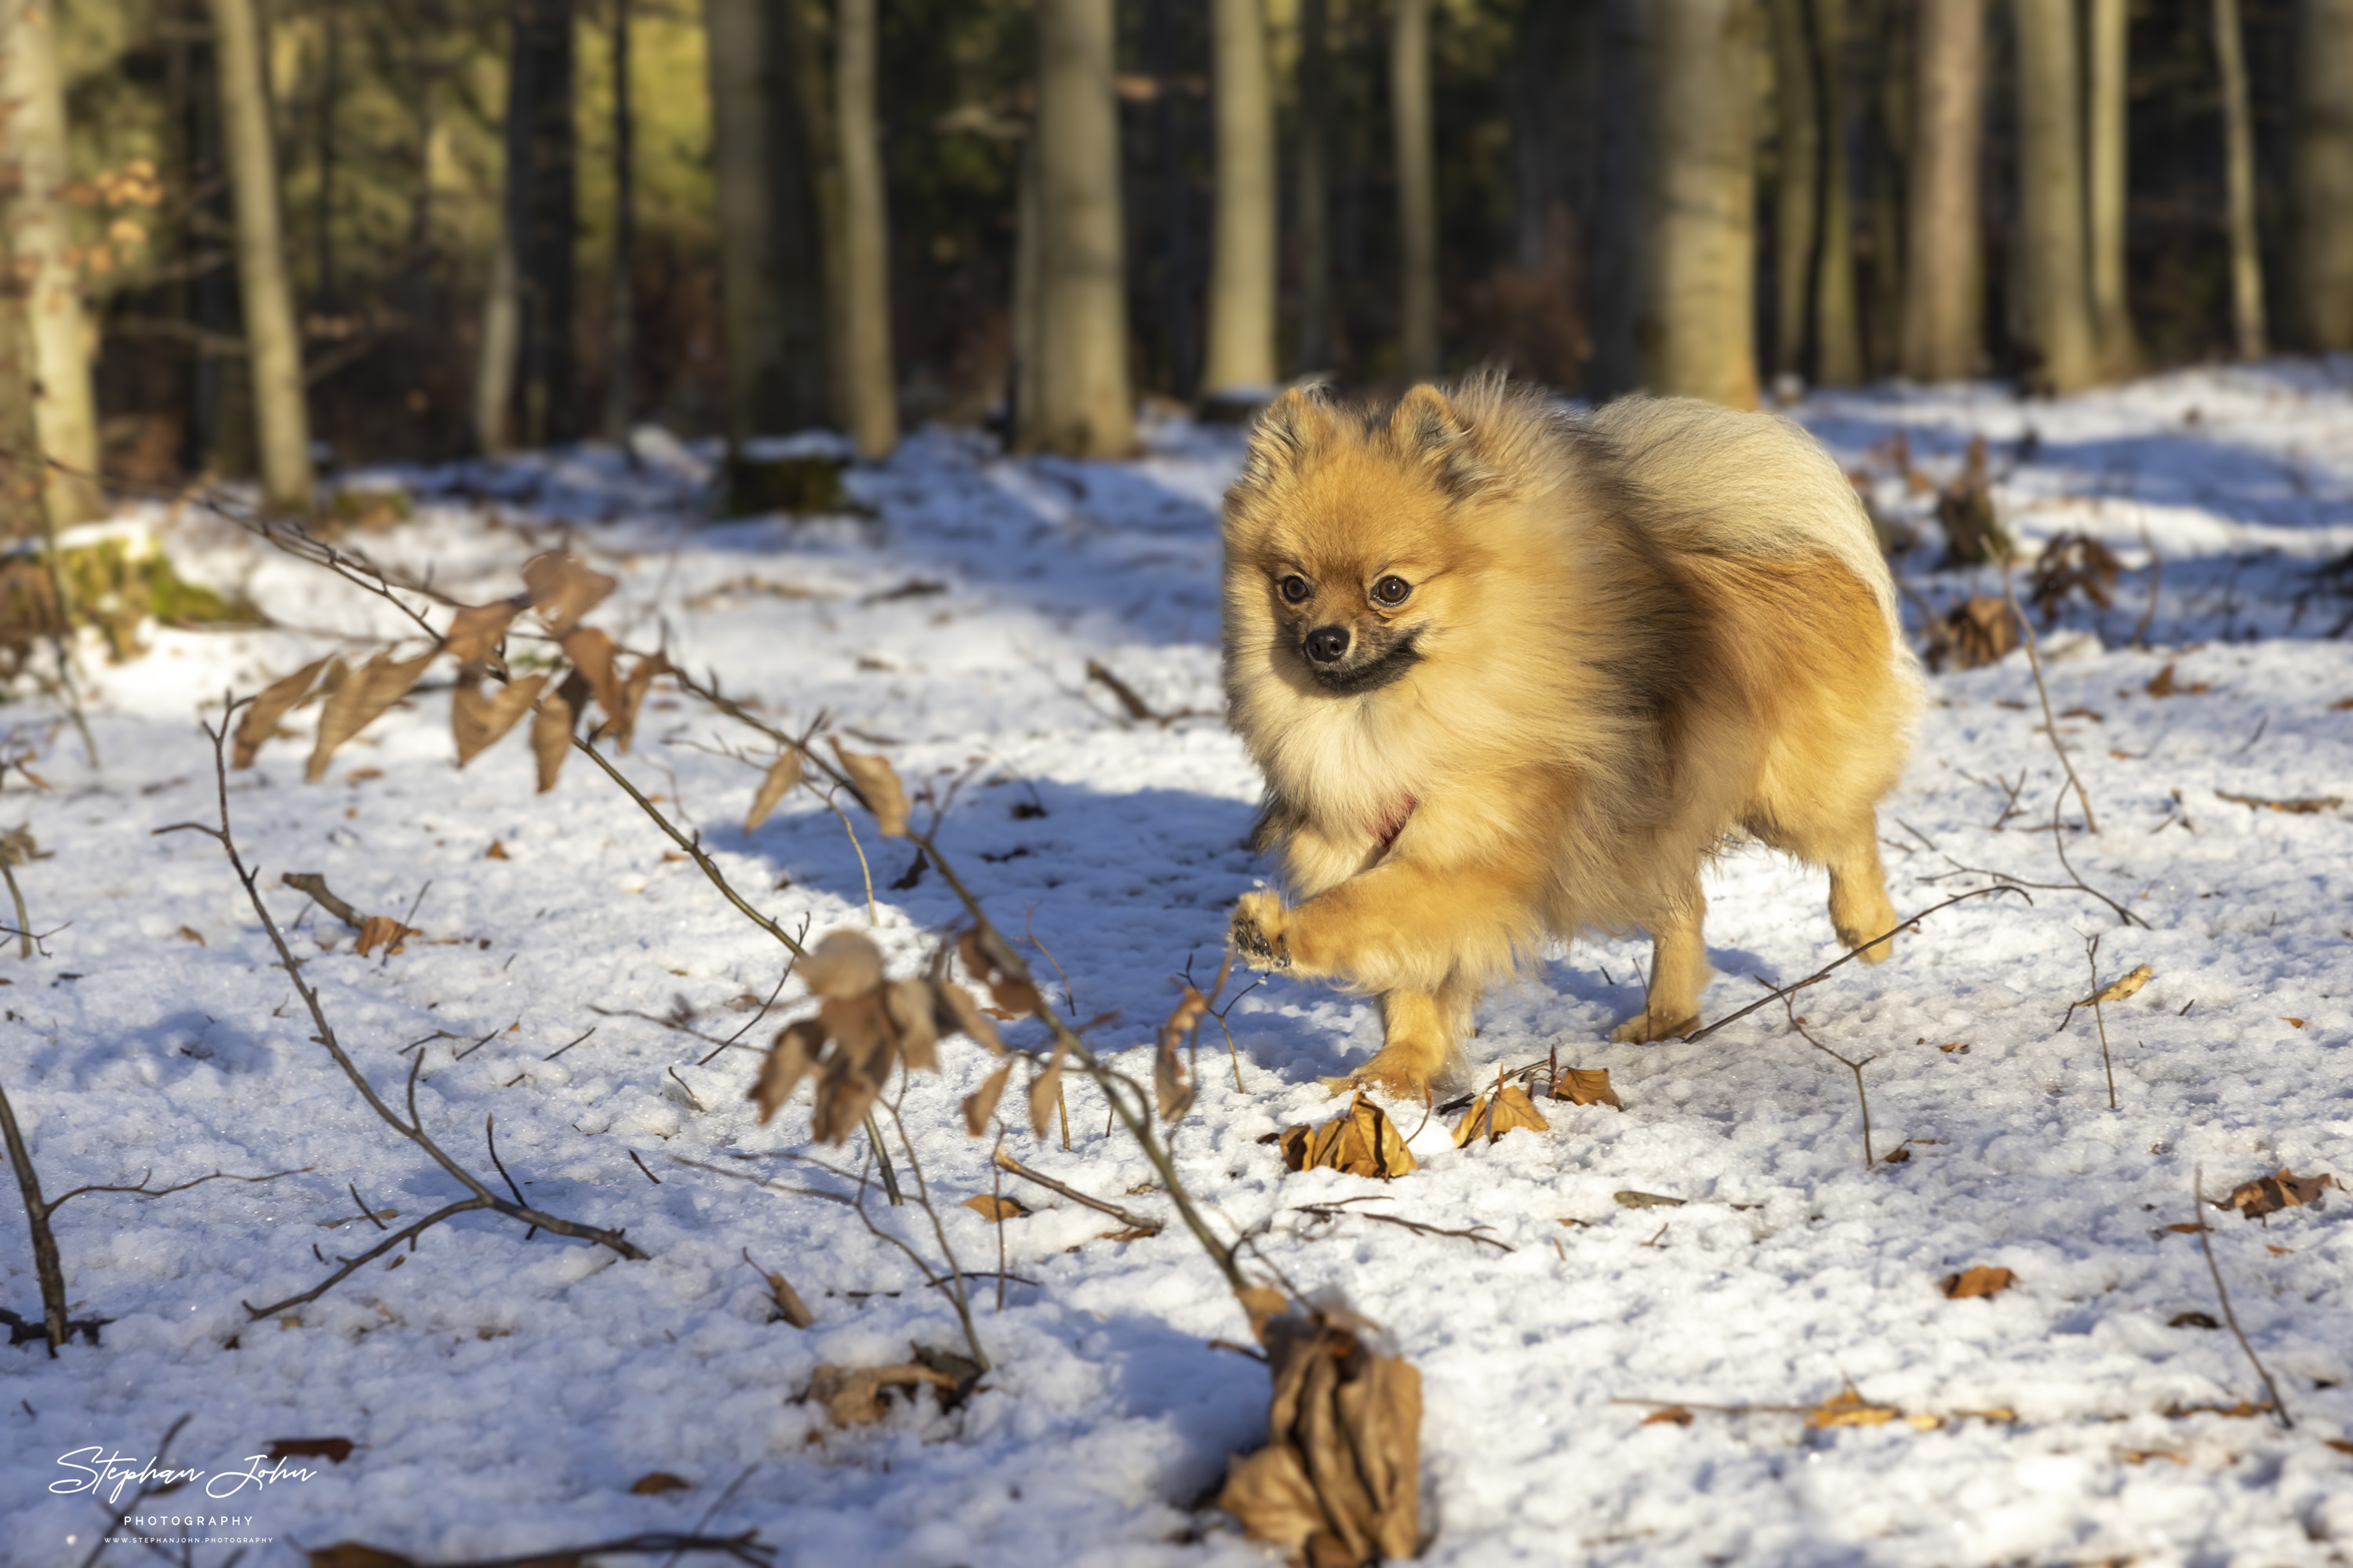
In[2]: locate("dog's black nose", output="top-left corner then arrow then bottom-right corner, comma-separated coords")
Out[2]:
1304,625 -> 1351,664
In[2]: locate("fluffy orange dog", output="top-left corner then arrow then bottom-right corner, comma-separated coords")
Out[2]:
1223,377 -> 1921,1097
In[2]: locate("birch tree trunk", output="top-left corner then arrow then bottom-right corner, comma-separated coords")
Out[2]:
2086,0 -> 2138,376
1391,0 -> 1440,380
2013,0 -> 2098,392
1202,0 -> 1276,396
474,228 -> 520,454
835,0 -> 897,455
2213,0 -> 2267,359
702,0 -> 829,449
1900,0 -> 1984,380
2289,0 -> 2353,350
1770,0 -> 1820,381
209,0 -> 315,511
1809,0 -> 1861,386
0,0 -> 104,526
1293,0 -> 1333,373
1021,0 -> 1134,457
1642,0 -> 1761,407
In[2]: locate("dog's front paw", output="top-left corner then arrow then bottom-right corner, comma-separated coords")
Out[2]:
1611,1009 -> 1700,1044
1229,892 -> 1293,973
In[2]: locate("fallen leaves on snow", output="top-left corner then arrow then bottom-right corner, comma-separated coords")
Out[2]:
1941,1266 -> 2017,1300
1277,1094 -> 1418,1180
2215,1168 -> 2335,1221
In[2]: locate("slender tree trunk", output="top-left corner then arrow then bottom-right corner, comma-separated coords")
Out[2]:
1642,0 -> 1761,406
209,0 -> 315,510
315,5 -> 338,307
1771,0 -> 1820,381
0,235 -> 44,544
1294,0 -> 1333,374
1864,0 -> 1910,376
2086,0 -> 2137,375
475,229 -> 520,454
783,0 -> 853,435
2290,0 -> 2353,350
832,0 -> 896,454
1147,0 -> 1198,398
1203,0 -> 1277,395
1022,0 -> 1134,456
2213,0 -> 2267,359
1391,0 -> 1440,380
2013,0 -> 2098,391
1809,0 -> 1861,385
509,0 -> 578,447
603,0 -> 635,446
1586,0 -> 1650,399
702,0 -> 828,450
1901,0 -> 1984,380
1010,136 -> 1043,436
0,0 -> 104,526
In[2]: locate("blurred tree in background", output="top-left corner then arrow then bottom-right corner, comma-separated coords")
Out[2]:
0,0 -> 2344,494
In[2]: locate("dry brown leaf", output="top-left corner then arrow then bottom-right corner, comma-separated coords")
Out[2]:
305,649 -> 437,783
529,683 -> 576,793
1926,596 -> 2020,671
484,839 -> 509,860
747,1257 -> 815,1328
2162,1221 -> 2209,1234
1613,1190 -> 1685,1210
175,925 -> 205,945
1938,1042 -> 1970,1053
355,915 -> 417,959
963,1060 -> 1013,1135
1235,1285 -> 1289,1339
831,739 -> 911,836
1641,1406 -> 1695,1426
1153,984 -> 1207,1123
1027,1042 -> 1067,1139
806,1362 -> 959,1426
1218,1295 -> 1421,1566
627,1472 -> 692,1495
441,601 -> 522,669
234,657 -> 332,768
1452,1084 -> 1551,1147
2282,1017 -> 2308,1028
801,930 -> 885,999
1551,1065 -> 1624,1109
749,1020 -> 824,1125
560,626 -> 624,727
884,980 -> 941,1073
522,551 -> 616,636
1883,1145 -> 1913,1163
2216,791 -> 2343,814
745,752 -> 805,833
606,653 -> 667,754
1277,1094 -> 1419,1180
962,1193 -> 1029,1221
451,673 -> 547,768
2323,1437 -> 2353,1456
933,979 -> 1006,1054
2217,1168 -> 2335,1221
1941,1265 -> 2017,1300
957,927 -> 1045,1017
1807,1387 -> 1900,1428
2082,963 -> 2155,1007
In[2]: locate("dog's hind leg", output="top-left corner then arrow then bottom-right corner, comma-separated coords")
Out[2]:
1826,820 -> 1900,963
1613,882 -> 1710,1042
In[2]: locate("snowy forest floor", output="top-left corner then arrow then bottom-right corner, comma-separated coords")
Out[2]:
4,362 -> 2352,1567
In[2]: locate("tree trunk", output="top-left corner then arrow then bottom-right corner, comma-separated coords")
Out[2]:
1391,0 -> 1440,380
1809,0 -> 1861,385
1293,0 -> 1333,374
702,0 -> 829,449
2086,0 -> 2137,375
0,180 -> 47,543
2213,0 -> 2267,359
509,0 -> 578,447
1021,0 -> 1134,456
1145,0 -> 1198,399
1642,0 -> 1761,406
1586,0 -> 1650,399
0,0 -> 104,526
1010,136 -> 1043,437
1900,0 -> 1984,380
474,227 -> 520,454
209,0 -> 316,511
1202,0 -> 1277,396
835,0 -> 897,455
2012,0 -> 2098,392
1770,0 -> 1820,381
603,0 -> 635,446
315,6 -> 338,308
2290,0 -> 2353,350
1864,0 -> 1911,376
782,0 -> 853,435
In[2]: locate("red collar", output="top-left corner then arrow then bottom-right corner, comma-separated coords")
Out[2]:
1371,794 -> 1418,853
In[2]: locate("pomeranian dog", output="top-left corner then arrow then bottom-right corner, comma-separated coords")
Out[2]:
1222,376 -> 1921,1097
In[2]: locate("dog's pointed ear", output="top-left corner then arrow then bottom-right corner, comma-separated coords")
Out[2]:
1234,386 -> 1337,496
1388,384 -> 1497,501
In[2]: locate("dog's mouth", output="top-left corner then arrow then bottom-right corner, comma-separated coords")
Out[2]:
1301,631 -> 1422,696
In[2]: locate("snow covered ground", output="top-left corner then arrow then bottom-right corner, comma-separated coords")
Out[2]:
3,362 -> 2351,1567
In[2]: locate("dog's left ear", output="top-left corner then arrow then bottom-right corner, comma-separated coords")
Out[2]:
1388,384 -> 1497,501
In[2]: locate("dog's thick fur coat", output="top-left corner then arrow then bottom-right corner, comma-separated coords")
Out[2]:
1222,377 -> 1922,1095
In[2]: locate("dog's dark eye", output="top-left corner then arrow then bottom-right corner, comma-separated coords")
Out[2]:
1372,576 -> 1411,606
1278,575 -> 1311,604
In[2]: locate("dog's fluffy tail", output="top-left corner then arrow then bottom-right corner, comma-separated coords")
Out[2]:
1583,395 -> 1904,644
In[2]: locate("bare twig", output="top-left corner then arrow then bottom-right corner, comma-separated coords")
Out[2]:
1294,1201 -> 1513,1253
2003,563 -> 2099,833
0,859 -> 30,959
1678,886 -> 2031,1046
2078,933 -> 2119,1111
1773,984 -> 1878,1166
991,1147 -> 1163,1235
2193,1165 -> 2292,1430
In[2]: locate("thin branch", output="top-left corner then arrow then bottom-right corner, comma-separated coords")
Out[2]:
2003,564 -> 2099,833
2193,1165 -> 2292,1430
1774,984 -> 1878,1166
1294,1202 -> 1513,1253
991,1147 -> 1163,1234
242,1199 -> 491,1319
46,1166 -> 307,1209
